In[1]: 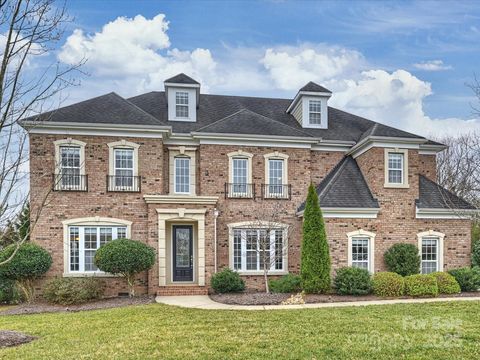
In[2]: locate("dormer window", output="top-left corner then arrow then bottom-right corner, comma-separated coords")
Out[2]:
175,91 -> 189,119
309,100 -> 322,125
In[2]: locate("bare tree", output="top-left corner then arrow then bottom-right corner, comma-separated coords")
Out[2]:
240,203 -> 293,293
0,0 -> 83,265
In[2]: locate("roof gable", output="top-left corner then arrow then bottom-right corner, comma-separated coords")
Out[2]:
164,73 -> 199,85
299,81 -> 332,93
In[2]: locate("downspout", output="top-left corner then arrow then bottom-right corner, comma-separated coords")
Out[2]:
213,208 -> 220,273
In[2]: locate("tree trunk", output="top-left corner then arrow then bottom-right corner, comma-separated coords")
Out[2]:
264,262 -> 269,294
17,279 -> 34,303
127,275 -> 135,297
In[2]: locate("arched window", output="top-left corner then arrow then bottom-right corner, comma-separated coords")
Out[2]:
347,229 -> 376,273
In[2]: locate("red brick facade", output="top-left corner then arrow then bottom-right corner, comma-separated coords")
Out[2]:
29,133 -> 472,295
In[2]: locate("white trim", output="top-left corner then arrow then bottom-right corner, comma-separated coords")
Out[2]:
286,90 -> 332,113
417,230 -> 445,273
167,87 -> 197,122
264,152 -> 289,198
415,207 -> 476,219
384,148 -> 409,188
347,229 -> 376,273
144,195 -> 218,205
169,147 -> 197,195
164,82 -> 200,89
296,207 -> 380,218
348,136 -> 426,158
53,138 -> 86,191
227,150 -> 254,184
107,140 -> 140,178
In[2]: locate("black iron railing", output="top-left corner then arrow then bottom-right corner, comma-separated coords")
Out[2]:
225,183 -> 255,199
261,184 -> 291,200
107,175 -> 141,192
52,173 -> 88,192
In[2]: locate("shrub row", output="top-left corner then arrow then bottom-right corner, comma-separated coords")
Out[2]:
43,278 -> 106,305
448,267 -> 480,292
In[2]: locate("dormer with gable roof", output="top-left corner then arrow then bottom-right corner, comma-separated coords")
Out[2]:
286,81 -> 332,129
164,73 -> 200,122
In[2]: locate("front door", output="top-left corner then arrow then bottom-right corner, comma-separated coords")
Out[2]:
173,225 -> 194,282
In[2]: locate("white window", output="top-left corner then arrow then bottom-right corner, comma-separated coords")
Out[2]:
268,159 -> 284,195
421,237 -> 439,274
385,149 -> 408,187
114,148 -> 134,188
309,100 -> 322,125
175,91 -> 189,118
232,228 -> 285,272
232,158 -> 248,195
174,156 -> 190,194
59,146 -> 81,188
347,230 -> 375,273
68,226 -> 127,273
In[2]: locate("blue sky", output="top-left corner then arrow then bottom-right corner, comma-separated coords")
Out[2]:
55,0 -> 480,136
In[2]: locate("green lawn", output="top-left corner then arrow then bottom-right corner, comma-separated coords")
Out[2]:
1,301 -> 480,359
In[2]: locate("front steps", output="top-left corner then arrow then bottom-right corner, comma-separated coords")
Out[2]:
156,285 -> 208,296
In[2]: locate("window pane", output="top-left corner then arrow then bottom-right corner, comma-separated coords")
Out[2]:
175,92 -> 189,118
60,147 -> 81,186
232,158 -> 248,193
117,227 -> 127,239
352,238 -> 369,269
233,229 -> 242,270
421,237 -> 438,274
69,227 -> 79,271
100,228 -> 112,246
309,100 -> 322,124
388,153 -> 403,184
175,157 -> 190,193
246,230 -> 258,270
275,230 -> 283,270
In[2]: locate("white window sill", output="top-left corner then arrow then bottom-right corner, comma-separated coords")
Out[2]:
63,272 -> 120,278
234,270 -> 289,276
384,183 -> 409,189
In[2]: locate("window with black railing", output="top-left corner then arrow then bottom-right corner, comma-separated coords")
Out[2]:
53,173 -> 88,191
107,175 -> 141,192
225,183 -> 255,199
262,184 -> 291,200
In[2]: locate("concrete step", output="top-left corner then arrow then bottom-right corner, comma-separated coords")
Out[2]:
156,286 -> 208,296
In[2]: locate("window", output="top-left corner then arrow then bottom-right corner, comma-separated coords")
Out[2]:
227,150 -> 253,198
68,226 -> 127,273
309,100 -> 322,125
421,237 -> 439,274
232,228 -> 286,272
264,152 -> 289,199
347,229 -> 375,273
268,159 -> 284,195
175,91 -> 189,118
60,146 -> 81,188
232,158 -> 248,194
174,156 -> 190,194
385,149 -> 408,187
114,148 -> 134,188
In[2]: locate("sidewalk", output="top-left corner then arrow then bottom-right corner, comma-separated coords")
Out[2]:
155,295 -> 480,310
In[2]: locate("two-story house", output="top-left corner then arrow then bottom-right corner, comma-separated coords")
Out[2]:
22,73 -> 475,296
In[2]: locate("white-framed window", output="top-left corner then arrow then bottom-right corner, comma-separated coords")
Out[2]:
232,157 -> 248,195
418,230 -> 445,274
309,100 -> 322,125
68,226 -> 127,273
268,159 -> 284,195
347,229 -> 375,273
59,146 -> 81,188
385,149 -> 409,187
114,148 -> 134,188
174,156 -> 191,194
175,91 -> 189,118
232,228 -> 286,272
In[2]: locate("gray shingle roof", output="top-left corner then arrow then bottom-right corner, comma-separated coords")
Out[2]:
299,81 -> 332,93
417,175 -> 475,209
297,156 -> 379,212
164,73 -> 199,85
194,108 -> 314,138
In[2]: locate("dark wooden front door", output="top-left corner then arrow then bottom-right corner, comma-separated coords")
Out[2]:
173,225 -> 193,282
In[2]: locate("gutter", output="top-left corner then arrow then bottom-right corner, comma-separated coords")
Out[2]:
296,207 -> 380,219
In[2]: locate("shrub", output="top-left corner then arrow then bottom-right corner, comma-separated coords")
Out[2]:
301,184 -> 331,294
334,267 -> 372,296
269,274 -> 302,293
0,277 -> 20,304
0,243 -> 52,302
448,267 -> 480,292
211,268 -> 245,293
472,240 -> 480,267
43,277 -> 105,305
372,272 -> 404,297
431,272 -> 461,294
404,274 -> 438,297
384,243 -> 420,276
94,239 -> 155,297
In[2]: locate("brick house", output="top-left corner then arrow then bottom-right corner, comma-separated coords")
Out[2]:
22,73 -> 475,296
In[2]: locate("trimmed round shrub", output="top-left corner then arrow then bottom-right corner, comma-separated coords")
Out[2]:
43,277 -> 105,305
0,243 -> 52,302
334,267 -> 372,296
472,240 -> 480,267
211,268 -> 245,293
384,243 -> 420,276
269,274 -> 302,293
431,272 -> 460,294
404,274 -> 438,297
94,239 -> 155,297
448,267 -> 480,292
372,272 -> 404,297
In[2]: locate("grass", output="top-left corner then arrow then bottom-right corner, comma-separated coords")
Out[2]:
1,301 -> 480,359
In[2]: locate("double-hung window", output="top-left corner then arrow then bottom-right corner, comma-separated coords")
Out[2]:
388,153 -> 404,184
309,100 -> 322,125
174,156 -> 190,194
351,237 -> 370,270
421,237 -> 439,274
232,158 -> 248,195
268,159 -> 284,196
232,228 -> 286,272
114,148 -> 134,189
69,226 -> 127,273
60,146 -> 81,189
175,91 -> 189,119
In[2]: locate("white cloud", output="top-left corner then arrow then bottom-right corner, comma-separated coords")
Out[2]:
56,13 -> 480,137
413,60 -> 452,71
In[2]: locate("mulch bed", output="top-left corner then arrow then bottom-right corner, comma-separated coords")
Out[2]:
0,295 -> 155,316
0,330 -> 36,348
210,291 -> 480,306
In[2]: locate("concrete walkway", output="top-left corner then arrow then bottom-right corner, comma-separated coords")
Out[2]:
156,295 -> 480,311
